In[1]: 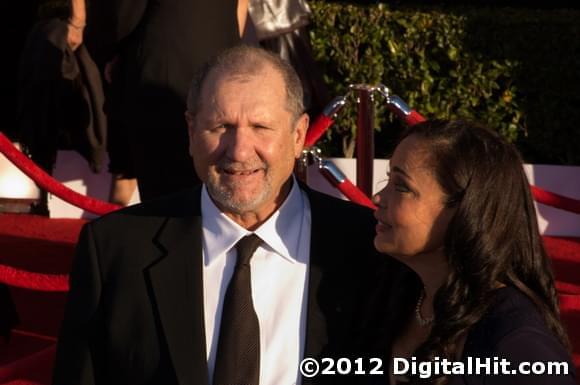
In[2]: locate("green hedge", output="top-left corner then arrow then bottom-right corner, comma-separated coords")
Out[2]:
309,2 -> 580,164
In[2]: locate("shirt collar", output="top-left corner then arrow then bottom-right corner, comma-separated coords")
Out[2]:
201,177 -> 305,266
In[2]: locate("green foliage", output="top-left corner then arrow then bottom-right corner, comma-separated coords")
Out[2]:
309,2 -> 580,164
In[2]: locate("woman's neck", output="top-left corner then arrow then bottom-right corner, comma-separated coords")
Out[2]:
407,250 -> 449,319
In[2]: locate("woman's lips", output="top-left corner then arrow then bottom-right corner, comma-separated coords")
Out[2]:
375,221 -> 391,233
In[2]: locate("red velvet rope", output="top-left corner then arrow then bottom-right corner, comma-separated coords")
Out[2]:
337,180 -> 376,209
531,185 -> 580,215
0,133 -> 121,216
405,110 -> 427,126
0,264 -> 68,292
333,179 -> 376,210
305,115 -> 334,147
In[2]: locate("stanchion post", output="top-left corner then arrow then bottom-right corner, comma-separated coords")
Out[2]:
294,150 -> 309,184
352,85 -> 375,197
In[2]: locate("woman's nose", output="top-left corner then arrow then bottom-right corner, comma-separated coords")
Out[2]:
372,193 -> 381,206
372,186 -> 388,208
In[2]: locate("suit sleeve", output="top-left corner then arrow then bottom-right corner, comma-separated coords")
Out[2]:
52,223 -> 105,385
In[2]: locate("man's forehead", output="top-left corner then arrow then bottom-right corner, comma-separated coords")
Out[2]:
206,63 -> 282,90
197,67 -> 287,111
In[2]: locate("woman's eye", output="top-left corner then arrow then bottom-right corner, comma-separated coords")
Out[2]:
395,183 -> 411,193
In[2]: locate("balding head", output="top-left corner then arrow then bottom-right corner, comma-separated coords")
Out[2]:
187,45 -> 305,121
184,46 -> 309,230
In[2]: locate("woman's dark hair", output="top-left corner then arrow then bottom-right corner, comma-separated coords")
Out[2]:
396,120 -> 569,384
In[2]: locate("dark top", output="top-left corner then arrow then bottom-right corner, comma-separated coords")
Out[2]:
448,286 -> 576,385
366,286 -> 576,385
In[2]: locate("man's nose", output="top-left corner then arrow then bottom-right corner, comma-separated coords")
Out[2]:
225,126 -> 254,161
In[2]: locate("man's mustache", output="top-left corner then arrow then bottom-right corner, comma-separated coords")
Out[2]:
216,160 -> 268,173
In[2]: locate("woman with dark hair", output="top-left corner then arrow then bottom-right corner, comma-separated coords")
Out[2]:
372,120 -> 575,384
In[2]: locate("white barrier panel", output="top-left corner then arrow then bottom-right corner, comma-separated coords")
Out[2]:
48,151 -> 140,219
525,164 -> 580,237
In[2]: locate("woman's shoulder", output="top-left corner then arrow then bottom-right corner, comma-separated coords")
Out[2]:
468,286 -> 548,344
463,286 -> 575,381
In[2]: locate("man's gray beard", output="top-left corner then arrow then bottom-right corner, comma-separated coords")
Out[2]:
206,177 -> 272,215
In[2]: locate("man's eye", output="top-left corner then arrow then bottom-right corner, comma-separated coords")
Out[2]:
211,123 -> 227,131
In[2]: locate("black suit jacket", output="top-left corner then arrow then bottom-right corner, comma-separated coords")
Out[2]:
53,184 -> 392,385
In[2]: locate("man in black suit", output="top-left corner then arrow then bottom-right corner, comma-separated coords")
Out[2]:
53,46 -> 389,385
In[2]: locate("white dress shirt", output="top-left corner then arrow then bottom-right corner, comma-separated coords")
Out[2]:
201,179 -> 312,385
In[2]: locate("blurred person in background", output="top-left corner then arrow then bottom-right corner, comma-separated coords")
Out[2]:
67,0 -> 138,206
245,0 -> 329,117
85,0 -> 248,202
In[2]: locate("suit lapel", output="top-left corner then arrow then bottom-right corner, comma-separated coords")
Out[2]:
304,234 -> 328,361
146,188 -> 209,385
302,185 -> 364,371
303,186 -> 334,361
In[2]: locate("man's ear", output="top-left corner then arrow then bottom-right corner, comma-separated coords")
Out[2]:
293,113 -> 309,158
185,110 -> 195,157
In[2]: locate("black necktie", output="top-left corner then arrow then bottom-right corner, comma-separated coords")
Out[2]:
213,234 -> 262,385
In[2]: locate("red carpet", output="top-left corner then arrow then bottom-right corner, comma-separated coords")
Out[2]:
0,213 -> 579,384
0,214 -> 83,384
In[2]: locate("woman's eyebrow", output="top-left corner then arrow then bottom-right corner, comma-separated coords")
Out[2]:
393,165 -> 413,181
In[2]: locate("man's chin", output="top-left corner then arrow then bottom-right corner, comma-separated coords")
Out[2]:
216,197 -> 263,215
207,185 -> 269,214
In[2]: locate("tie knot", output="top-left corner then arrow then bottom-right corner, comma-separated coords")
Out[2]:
235,234 -> 262,266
